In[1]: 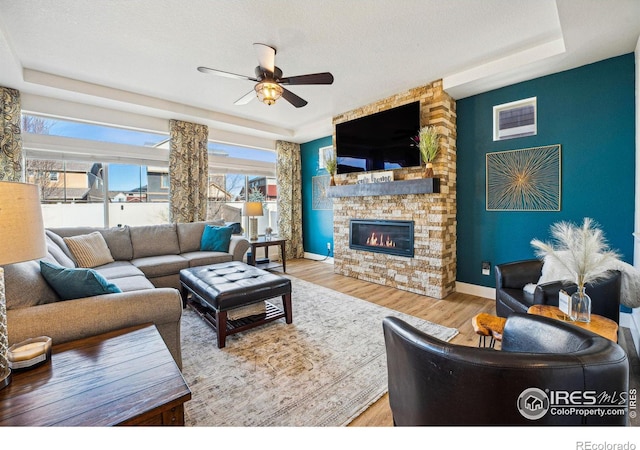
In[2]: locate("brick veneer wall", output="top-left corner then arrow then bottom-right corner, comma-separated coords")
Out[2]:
331,80 -> 457,299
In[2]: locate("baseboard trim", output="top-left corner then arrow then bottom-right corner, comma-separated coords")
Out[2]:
303,252 -> 334,264
455,281 -> 495,300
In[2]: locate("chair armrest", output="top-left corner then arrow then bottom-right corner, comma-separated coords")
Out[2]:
495,259 -> 543,289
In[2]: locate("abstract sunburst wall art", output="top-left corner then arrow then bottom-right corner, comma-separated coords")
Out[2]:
486,144 -> 561,211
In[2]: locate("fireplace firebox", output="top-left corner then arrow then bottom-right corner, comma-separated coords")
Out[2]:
349,219 -> 414,257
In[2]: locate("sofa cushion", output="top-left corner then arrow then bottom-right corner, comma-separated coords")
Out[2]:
45,233 -> 76,268
63,232 -> 115,268
45,230 -> 76,267
131,254 -> 189,279
99,226 -> 134,260
3,257 -> 61,309
201,225 -> 233,252
130,223 -> 180,258
40,261 -> 122,301
180,251 -> 233,267
177,222 -> 207,253
92,261 -> 145,280
109,275 -> 155,292
48,226 -> 134,261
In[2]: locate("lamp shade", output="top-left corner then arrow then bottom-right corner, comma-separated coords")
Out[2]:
243,202 -> 264,217
0,182 -> 46,265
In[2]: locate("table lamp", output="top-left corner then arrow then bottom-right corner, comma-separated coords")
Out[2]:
0,181 -> 46,390
244,202 -> 263,241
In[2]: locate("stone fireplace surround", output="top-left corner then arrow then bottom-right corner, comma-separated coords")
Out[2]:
329,79 -> 456,299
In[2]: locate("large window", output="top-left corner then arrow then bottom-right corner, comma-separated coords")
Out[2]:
21,113 -> 277,230
25,158 -> 106,227
208,172 -> 278,236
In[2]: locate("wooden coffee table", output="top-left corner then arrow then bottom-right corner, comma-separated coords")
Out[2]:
0,324 -> 191,426
527,304 -> 619,342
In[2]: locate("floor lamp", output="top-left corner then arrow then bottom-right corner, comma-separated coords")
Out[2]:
244,202 -> 263,241
0,182 -> 46,390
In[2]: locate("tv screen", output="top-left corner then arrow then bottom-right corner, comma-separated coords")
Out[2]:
335,101 -> 420,174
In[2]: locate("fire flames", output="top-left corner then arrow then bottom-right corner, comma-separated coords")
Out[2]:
366,232 -> 396,248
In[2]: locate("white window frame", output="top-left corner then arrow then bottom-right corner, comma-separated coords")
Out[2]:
493,97 -> 537,141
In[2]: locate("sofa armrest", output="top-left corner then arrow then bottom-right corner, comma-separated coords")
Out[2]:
229,235 -> 250,262
7,288 -> 184,368
495,259 -> 543,289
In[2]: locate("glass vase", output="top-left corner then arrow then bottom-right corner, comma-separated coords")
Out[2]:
570,287 -> 591,323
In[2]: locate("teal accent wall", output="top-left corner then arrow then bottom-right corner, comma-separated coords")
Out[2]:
457,53 -> 636,288
301,136 -> 334,256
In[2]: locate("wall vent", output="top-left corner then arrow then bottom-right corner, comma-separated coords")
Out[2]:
493,97 -> 537,141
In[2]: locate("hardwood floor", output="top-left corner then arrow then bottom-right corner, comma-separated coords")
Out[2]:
285,258 -> 497,427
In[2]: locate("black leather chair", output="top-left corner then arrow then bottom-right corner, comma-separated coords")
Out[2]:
495,259 -> 621,323
383,314 -> 629,426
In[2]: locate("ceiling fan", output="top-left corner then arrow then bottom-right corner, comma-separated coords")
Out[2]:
197,43 -> 334,108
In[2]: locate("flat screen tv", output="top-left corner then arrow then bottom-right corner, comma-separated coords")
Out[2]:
335,101 -> 421,174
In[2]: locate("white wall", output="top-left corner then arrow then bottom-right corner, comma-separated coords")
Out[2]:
624,36 -> 640,354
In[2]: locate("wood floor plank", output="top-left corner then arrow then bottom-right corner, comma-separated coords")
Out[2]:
285,258 -> 496,427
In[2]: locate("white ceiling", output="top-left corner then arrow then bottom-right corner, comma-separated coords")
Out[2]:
0,0 -> 638,147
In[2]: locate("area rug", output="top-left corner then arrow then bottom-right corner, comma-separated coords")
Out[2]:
180,276 -> 458,426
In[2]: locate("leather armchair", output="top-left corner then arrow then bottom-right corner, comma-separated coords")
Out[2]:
383,314 -> 629,426
495,259 -> 621,323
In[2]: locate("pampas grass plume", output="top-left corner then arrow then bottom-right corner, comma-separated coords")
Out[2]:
530,217 -> 619,288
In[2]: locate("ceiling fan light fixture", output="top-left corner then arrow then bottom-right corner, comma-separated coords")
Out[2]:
255,81 -> 283,105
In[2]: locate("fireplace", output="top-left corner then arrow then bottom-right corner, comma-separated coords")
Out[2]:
349,219 -> 414,257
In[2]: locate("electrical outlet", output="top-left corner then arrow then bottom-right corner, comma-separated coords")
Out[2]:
327,242 -> 331,250
481,261 -> 491,276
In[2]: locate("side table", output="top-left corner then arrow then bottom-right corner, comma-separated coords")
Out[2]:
527,304 -> 619,342
0,324 -> 191,426
248,236 -> 287,272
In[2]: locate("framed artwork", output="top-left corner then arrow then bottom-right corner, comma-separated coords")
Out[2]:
318,145 -> 334,170
312,175 -> 332,210
486,144 -> 561,211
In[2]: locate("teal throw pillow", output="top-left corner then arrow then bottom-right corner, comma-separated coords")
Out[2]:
40,261 -> 122,301
200,225 -> 233,253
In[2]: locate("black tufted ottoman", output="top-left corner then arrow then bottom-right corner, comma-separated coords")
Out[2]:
180,261 -> 292,348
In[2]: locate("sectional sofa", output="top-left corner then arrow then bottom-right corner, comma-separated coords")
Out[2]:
4,221 -> 250,368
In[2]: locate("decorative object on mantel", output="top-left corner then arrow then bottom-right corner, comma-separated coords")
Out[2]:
324,153 -> 337,186
0,181 -> 47,390
531,218 -> 620,323
356,171 -> 394,185
411,125 -> 440,178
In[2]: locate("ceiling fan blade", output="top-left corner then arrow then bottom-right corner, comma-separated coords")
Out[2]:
253,43 -> 276,73
281,88 -> 308,108
234,90 -> 255,105
280,72 -> 334,85
197,66 -> 257,82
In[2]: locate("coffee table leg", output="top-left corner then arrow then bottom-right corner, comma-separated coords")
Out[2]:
216,310 -> 228,348
283,293 -> 292,324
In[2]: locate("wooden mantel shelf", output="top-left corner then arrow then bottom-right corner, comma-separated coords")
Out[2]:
327,178 -> 440,198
